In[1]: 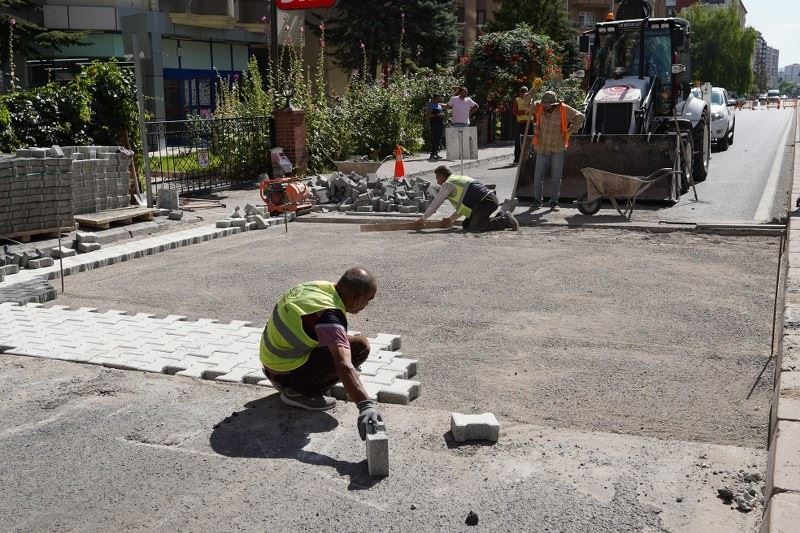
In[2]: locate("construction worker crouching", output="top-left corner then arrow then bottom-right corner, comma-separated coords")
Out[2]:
260,267 -> 382,441
414,165 -> 519,232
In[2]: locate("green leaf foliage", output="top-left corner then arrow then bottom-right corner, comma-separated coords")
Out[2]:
462,25 -> 562,112
681,3 -> 756,94
486,0 -> 580,74
311,0 -> 458,75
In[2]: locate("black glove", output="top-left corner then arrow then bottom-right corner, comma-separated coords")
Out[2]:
357,399 -> 384,441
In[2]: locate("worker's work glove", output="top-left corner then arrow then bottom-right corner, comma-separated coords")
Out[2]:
357,399 -> 384,441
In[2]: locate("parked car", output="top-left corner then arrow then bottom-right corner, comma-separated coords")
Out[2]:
692,87 -> 735,150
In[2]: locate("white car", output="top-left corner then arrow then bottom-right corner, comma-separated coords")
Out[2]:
694,87 -> 735,150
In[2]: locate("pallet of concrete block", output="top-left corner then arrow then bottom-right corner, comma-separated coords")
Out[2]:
0,151 -> 74,241
73,206 -> 156,230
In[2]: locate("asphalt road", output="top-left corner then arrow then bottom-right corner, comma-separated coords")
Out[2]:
4,215 -> 778,531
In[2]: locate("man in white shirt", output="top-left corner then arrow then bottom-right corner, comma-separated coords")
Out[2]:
446,87 -> 479,127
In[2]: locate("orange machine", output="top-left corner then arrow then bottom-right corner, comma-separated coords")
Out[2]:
258,176 -> 313,216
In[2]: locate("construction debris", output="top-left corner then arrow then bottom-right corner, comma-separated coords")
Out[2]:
308,171 -> 436,214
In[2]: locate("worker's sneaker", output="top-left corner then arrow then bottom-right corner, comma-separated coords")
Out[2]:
505,212 -> 520,231
549,200 -> 560,210
528,199 -> 542,211
280,388 -> 336,411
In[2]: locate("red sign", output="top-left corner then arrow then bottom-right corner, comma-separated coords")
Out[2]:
277,0 -> 336,10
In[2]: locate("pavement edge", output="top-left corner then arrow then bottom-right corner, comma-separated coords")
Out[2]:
762,103 -> 800,532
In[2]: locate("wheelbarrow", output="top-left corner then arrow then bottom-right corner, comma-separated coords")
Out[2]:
576,167 -> 676,219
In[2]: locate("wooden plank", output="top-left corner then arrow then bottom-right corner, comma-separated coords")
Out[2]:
360,219 -> 451,233
4,226 -> 73,243
74,207 -> 156,230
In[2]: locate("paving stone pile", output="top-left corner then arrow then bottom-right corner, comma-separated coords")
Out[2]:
0,145 -> 132,238
0,303 -> 420,404
0,278 -> 56,306
215,204 -> 288,229
309,172 -> 436,214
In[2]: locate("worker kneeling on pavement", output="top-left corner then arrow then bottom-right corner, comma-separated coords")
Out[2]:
414,165 -> 519,232
260,267 -> 383,440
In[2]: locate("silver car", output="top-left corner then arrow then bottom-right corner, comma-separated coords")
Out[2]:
692,87 -> 735,150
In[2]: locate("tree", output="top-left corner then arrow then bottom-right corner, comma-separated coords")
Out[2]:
310,0 -> 458,77
462,25 -> 562,112
681,3 -> 756,94
0,0 -> 86,91
485,0 -> 579,74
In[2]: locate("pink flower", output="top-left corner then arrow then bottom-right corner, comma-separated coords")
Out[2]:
319,22 -> 325,31
360,41 -> 365,49
320,39 -> 325,48
261,15 -> 267,22
10,18 -> 16,26
300,26 -> 304,34
401,28 -> 405,35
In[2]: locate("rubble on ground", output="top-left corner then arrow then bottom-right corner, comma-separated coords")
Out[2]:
307,172 -> 437,214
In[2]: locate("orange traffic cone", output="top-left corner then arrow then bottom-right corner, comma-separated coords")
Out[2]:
394,144 -> 406,180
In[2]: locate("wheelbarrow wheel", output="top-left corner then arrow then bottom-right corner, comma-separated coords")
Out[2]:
577,196 -> 601,216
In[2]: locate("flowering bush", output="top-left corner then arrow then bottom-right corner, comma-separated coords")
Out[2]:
462,24 -> 561,112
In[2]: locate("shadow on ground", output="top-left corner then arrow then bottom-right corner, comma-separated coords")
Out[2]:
209,395 -> 381,490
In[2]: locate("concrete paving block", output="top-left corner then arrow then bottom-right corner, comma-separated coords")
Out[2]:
78,242 -> 101,253
1,264 -> 20,275
778,372 -> 800,421
214,366 -> 254,383
48,247 -> 76,258
369,350 -> 401,363
255,379 -> 276,388
761,492 -> 800,533
358,360 -> 387,376
377,379 -> 420,405
214,219 -> 232,228
27,257 -> 54,269
364,369 -> 400,386
76,231 -> 98,243
450,412 -> 500,442
243,371 -> 267,385
331,381 -> 380,401
366,423 -> 389,477
229,218 -> 246,228
770,420 -> 800,494
372,333 -> 401,351
384,357 -> 417,378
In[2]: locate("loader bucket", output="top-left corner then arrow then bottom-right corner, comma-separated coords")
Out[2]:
514,134 -> 680,202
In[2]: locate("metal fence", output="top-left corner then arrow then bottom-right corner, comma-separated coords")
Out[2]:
145,116 -> 272,195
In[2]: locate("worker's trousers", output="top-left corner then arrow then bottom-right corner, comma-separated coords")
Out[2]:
533,151 -> 565,202
462,194 -> 511,232
263,335 -> 370,397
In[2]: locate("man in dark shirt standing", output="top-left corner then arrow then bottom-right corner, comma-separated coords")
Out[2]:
425,94 -> 445,160
260,267 -> 382,441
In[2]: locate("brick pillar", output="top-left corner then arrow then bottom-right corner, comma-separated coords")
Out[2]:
275,108 -> 308,174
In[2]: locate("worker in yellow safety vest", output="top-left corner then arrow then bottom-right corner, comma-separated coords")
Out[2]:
529,90 -> 585,211
414,165 -> 519,232
260,267 -> 382,440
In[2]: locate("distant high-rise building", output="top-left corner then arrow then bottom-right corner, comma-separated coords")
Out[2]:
782,64 -> 800,85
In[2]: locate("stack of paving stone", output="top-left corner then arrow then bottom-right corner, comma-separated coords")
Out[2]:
60,146 -> 132,215
0,150 -> 73,237
0,145 -> 132,238
215,204 -> 286,230
309,172 -> 435,214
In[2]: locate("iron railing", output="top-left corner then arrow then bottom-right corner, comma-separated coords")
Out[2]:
145,116 -> 271,195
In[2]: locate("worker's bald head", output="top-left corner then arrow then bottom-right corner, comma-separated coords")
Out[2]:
336,267 -> 377,314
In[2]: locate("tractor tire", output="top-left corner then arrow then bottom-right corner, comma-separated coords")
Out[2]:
680,133 -> 694,196
692,114 -> 710,182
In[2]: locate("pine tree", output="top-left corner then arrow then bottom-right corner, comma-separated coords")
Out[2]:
311,0 -> 458,77
0,0 -> 86,90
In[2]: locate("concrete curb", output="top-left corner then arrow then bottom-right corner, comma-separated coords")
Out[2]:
762,104 -> 800,532
297,213 -> 786,237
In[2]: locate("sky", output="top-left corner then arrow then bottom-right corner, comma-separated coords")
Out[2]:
743,0 -> 800,67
